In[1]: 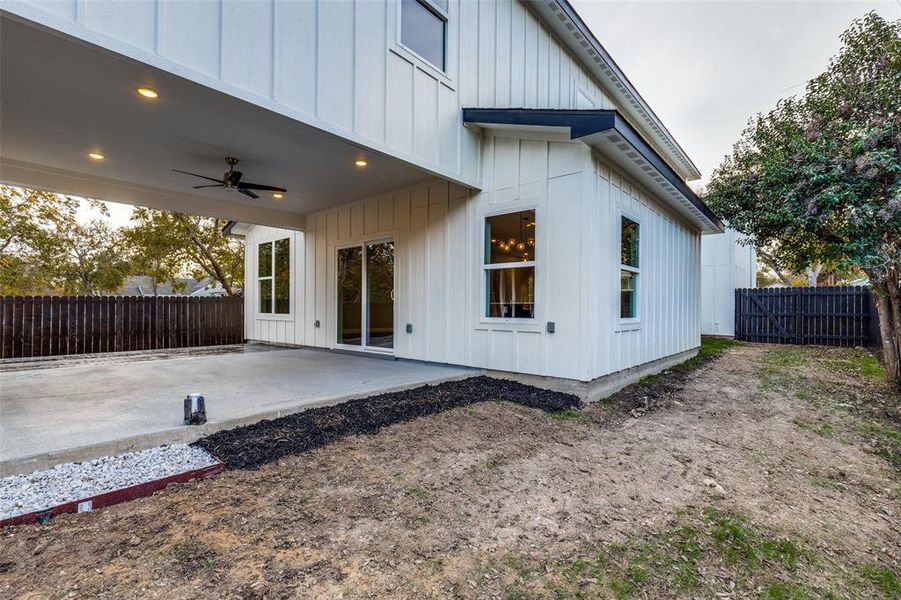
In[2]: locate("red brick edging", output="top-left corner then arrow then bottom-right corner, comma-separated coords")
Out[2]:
1,462 -> 225,528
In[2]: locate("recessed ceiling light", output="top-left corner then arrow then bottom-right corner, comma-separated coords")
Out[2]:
354,159 -> 368,167
88,152 -> 105,161
136,87 -> 159,99
272,193 -> 284,200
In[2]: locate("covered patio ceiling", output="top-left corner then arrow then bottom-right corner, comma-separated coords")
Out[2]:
0,15 -> 436,230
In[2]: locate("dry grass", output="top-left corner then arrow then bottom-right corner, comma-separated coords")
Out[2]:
1,342 -> 898,599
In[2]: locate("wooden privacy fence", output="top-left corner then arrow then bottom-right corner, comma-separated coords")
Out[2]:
0,295 -> 244,359
735,286 -> 880,347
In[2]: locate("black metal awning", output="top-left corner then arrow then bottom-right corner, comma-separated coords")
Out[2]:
462,108 -> 723,233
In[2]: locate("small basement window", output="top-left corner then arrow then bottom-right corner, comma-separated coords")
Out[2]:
259,238 -> 290,314
400,0 -> 447,71
620,216 -> 639,319
484,210 -> 536,319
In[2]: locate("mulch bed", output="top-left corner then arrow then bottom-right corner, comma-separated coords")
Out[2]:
193,375 -> 581,469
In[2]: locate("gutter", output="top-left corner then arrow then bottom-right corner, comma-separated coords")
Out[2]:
221,220 -> 241,238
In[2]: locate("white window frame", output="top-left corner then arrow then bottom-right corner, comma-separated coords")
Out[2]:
257,237 -> 291,318
481,207 -> 538,324
618,214 -> 641,327
394,0 -> 453,85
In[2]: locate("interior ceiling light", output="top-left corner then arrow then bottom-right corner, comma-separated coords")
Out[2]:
136,87 -> 159,99
88,152 -> 105,161
272,193 -> 284,200
354,159 -> 368,167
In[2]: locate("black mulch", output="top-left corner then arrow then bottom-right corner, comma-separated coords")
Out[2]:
192,375 -> 581,470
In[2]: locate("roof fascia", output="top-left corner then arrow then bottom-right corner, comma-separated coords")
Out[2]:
527,0 -> 703,181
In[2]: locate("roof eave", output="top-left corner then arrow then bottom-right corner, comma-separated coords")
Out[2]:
527,0 -> 703,181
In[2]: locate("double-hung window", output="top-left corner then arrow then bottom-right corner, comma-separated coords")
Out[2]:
484,210 -> 536,319
259,238 -> 290,315
620,217 -> 639,319
400,0 -> 448,71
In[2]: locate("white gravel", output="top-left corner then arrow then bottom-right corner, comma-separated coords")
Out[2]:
1,445 -> 219,520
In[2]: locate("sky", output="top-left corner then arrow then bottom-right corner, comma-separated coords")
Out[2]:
79,0 -> 899,225
571,0 -> 900,189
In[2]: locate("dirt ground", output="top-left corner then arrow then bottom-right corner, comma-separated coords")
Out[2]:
1,343 -> 899,599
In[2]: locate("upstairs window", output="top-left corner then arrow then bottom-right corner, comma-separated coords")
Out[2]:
620,217 -> 639,319
400,0 -> 447,71
259,238 -> 290,314
484,210 -> 536,319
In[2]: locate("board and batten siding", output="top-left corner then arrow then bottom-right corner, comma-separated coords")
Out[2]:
588,155 -> 701,379
7,0 -> 623,190
244,131 -> 702,382
242,226 -> 303,346
700,228 -> 756,336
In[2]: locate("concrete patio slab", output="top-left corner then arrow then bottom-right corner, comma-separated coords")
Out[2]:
0,346 -> 475,476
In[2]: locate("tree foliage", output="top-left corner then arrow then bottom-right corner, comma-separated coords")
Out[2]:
704,12 -> 901,383
123,209 -> 243,296
0,187 -> 128,295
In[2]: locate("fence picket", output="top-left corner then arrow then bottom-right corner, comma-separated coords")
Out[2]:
735,286 -> 880,347
0,296 -> 243,359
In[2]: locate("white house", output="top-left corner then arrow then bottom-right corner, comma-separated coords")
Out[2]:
700,228 -> 757,337
1,0 -> 722,400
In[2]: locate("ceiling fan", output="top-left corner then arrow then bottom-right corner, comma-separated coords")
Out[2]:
173,157 -> 286,199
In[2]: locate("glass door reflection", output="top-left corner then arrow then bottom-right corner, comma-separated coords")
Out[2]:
337,246 -> 363,346
366,241 -> 394,349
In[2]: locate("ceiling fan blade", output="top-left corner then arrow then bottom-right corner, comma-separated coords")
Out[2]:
239,182 -> 287,192
193,184 -> 224,189
172,169 -> 223,184
238,189 -> 260,200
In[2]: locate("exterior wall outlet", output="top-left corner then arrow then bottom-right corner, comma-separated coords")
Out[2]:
406,323 -> 413,334
314,319 -> 321,328
546,321 -> 555,333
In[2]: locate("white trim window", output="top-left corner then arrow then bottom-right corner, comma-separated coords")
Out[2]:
620,216 -> 639,320
484,210 -> 536,319
258,238 -> 290,315
400,0 -> 448,72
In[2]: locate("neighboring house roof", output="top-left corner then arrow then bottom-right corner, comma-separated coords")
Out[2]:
532,1 -> 702,181
189,282 -> 228,297
118,276 -> 216,297
462,108 -> 723,233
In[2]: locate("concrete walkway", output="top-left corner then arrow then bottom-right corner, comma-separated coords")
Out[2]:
0,346 -> 475,476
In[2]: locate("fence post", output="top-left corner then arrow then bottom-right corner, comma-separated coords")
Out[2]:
867,288 -> 880,349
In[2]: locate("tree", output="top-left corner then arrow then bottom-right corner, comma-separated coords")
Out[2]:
50,218 -> 130,295
704,12 -> 901,384
0,186 -> 128,295
124,208 -> 243,296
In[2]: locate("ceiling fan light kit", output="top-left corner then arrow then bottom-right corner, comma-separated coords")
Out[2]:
173,157 -> 287,200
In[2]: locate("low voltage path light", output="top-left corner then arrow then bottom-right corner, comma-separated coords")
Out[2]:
184,393 -> 207,425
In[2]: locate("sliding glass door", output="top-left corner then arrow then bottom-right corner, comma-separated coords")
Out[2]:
337,240 -> 394,351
